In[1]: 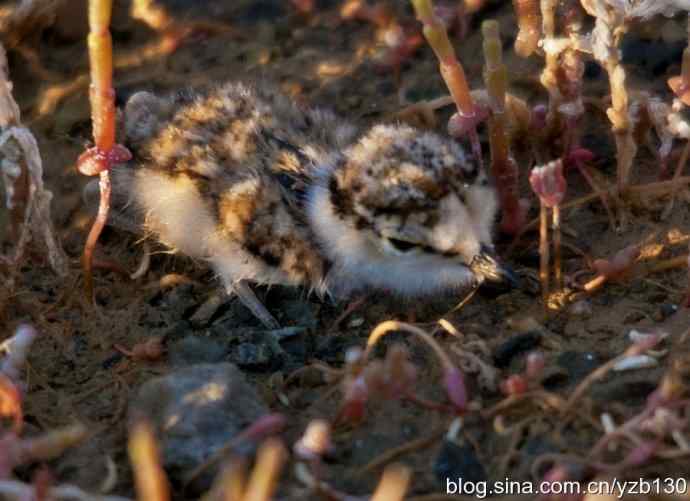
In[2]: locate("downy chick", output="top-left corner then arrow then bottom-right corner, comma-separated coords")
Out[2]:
100,81 -> 516,327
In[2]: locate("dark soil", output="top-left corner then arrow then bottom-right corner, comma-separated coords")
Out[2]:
1,1 -> 690,499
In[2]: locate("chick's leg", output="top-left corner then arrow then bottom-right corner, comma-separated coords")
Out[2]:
228,279 -> 280,329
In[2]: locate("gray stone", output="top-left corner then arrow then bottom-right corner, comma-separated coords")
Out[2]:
189,292 -> 228,327
168,336 -> 227,366
129,363 -> 268,491
275,298 -> 318,329
232,341 -> 275,368
556,351 -> 601,385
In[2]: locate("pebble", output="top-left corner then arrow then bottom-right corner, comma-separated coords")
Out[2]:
189,293 -> 227,327
434,440 -> 487,487
568,300 -> 592,317
315,335 -> 360,364
590,374 -> 659,404
157,283 -> 199,322
168,336 -> 227,366
276,298 -> 318,329
347,317 -> 365,328
216,327 -> 303,370
623,311 -> 645,324
232,342 -> 275,369
652,304 -> 678,322
129,363 -> 269,492
493,332 -> 541,369
556,351 -> 601,385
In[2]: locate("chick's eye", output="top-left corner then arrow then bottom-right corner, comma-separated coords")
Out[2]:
387,238 -> 419,252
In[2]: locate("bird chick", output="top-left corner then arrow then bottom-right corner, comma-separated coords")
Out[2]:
102,82 -> 516,327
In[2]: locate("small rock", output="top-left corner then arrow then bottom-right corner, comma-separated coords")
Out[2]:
280,331 -> 309,365
169,336 -> 227,366
623,311 -> 645,324
217,327 -> 291,370
129,364 -> 269,492
568,300 -> 592,317
228,300 -> 271,327
477,280 -> 514,298
556,351 -> 601,385
275,298 -> 318,329
347,317 -> 364,328
315,335 -> 360,364
590,374 -> 660,404
506,315 -> 543,333
158,284 -> 198,322
512,435 -> 561,479
232,342 -> 275,369
652,304 -> 678,322
493,332 -> 541,369
189,293 -> 228,327
541,367 -> 570,390
434,440 -> 487,488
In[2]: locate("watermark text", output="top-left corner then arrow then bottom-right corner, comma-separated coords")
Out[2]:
445,477 -> 688,498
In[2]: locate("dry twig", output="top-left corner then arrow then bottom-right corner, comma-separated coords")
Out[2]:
0,42 -> 67,276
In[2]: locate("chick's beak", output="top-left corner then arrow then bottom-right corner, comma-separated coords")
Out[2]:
470,246 -> 521,289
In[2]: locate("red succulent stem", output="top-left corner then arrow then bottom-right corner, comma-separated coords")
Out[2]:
81,171 -> 110,299
496,156 -> 527,234
80,0 -> 132,301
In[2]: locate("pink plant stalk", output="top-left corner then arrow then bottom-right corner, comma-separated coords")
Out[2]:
365,321 -> 467,412
482,20 -> 528,235
529,159 -> 567,300
183,413 -> 287,490
0,424 -> 88,479
336,340 -> 453,425
77,0 -> 132,301
128,420 -> 170,501
584,243 -> 640,292
411,0 -> 483,164
242,438 -> 287,501
499,351 -> 545,396
338,374 -> 369,424
370,464 -> 411,501
512,0 -> 540,57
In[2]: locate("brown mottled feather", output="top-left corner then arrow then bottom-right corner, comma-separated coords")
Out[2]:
107,81 -> 499,302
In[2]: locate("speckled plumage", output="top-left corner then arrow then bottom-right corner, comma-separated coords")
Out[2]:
105,81 -> 505,325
